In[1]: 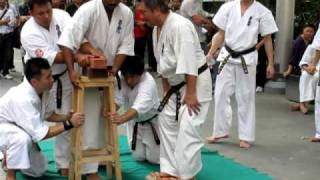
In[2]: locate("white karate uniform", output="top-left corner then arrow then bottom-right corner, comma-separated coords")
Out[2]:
152,12 -> 212,179
298,46 -> 317,102
57,0 -> 134,66
21,9 -> 73,169
57,0 -> 134,174
118,72 -> 160,164
180,0 -> 210,43
311,24 -> 320,138
0,79 -> 49,177
212,0 -> 278,142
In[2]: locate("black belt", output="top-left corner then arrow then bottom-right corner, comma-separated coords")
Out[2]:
318,69 -> 320,86
107,66 -> 121,90
157,63 -> 208,121
52,69 -> 67,109
218,44 -> 256,74
131,114 -> 160,150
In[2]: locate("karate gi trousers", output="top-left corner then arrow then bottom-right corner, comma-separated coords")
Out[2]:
213,63 -> 256,142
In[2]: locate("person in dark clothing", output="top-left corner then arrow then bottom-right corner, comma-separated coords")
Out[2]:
146,26 -> 157,71
256,35 -> 274,92
134,0 -> 157,72
66,0 -> 84,16
18,0 -> 31,69
283,25 -> 315,78
134,0 -> 147,59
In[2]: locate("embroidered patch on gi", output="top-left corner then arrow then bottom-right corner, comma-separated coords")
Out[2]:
35,49 -> 44,57
56,25 -> 61,37
117,20 -> 122,33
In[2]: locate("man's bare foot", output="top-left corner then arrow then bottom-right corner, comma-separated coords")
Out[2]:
145,172 -> 177,180
302,137 -> 320,142
59,168 -> 69,176
206,135 -> 229,144
299,104 -> 308,114
239,140 -> 250,149
86,173 -> 100,180
290,104 -> 300,111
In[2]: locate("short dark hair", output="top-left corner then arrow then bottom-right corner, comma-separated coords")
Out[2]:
302,24 -> 316,31
25,58 -> 51,82
120,55 -> 145,76
141,0 -> 169,13
28,0 -> 51,10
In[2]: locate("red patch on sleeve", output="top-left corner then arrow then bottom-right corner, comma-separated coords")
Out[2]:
35,49 -> 44,57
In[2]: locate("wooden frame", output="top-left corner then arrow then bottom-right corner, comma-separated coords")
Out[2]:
69,75 -> 122,180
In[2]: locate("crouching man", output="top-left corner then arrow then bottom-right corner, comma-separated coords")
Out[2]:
0,58 -> 85,180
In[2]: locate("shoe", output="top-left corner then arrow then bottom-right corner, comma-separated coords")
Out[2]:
256,86 -> 263,93
4,74 -> 13,80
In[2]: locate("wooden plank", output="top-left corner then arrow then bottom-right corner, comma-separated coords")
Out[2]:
80,156 -> 114,164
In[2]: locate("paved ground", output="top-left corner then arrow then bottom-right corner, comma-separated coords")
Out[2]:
0,49 -> 319,180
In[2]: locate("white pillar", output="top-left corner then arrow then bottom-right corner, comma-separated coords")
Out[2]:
274,0 -> 295,73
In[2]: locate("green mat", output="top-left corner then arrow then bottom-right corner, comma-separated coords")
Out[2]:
17,136 -> 273,180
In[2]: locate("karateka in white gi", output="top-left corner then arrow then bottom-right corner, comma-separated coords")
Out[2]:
109,56 -> 160,164
20,0 -> 78,175
57,0 -> 134,178
206,0 -> 278,148
140,0 -> 212,179
290,46 -> 318,114
180,0 -> 213,51
0,58 -> 85,180
303,24 -> 320,142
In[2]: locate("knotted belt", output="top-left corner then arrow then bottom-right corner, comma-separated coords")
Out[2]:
157,63 -> 209,121
106,66 -> 121,90
218,44 -> 256,74
52,69 -> 67,109
131,114 -> 160,150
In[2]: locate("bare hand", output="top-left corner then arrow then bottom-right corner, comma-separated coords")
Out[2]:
266,65 -> 275,79
108,112 -> 125,125
183,94 -> 201,116
70,112 -> 85,128
306,65 -> 316,74
192,15 -> 205,26
256,43 -> 262,51
107,67 -> 118,76
69,70 -> 79,87
75,53 -> 92,67
90,50 -> 107,63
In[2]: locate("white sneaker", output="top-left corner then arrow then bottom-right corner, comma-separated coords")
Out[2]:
4,74 -> 13,80
256,86 -> 263,93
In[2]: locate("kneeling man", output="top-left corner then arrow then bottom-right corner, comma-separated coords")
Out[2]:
0,58 -> 85,180
109,56 -> 160,164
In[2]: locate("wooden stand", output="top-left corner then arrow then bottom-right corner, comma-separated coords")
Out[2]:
69,75 -> 122,180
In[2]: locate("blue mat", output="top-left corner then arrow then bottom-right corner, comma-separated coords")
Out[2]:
16,136 -> 273,180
